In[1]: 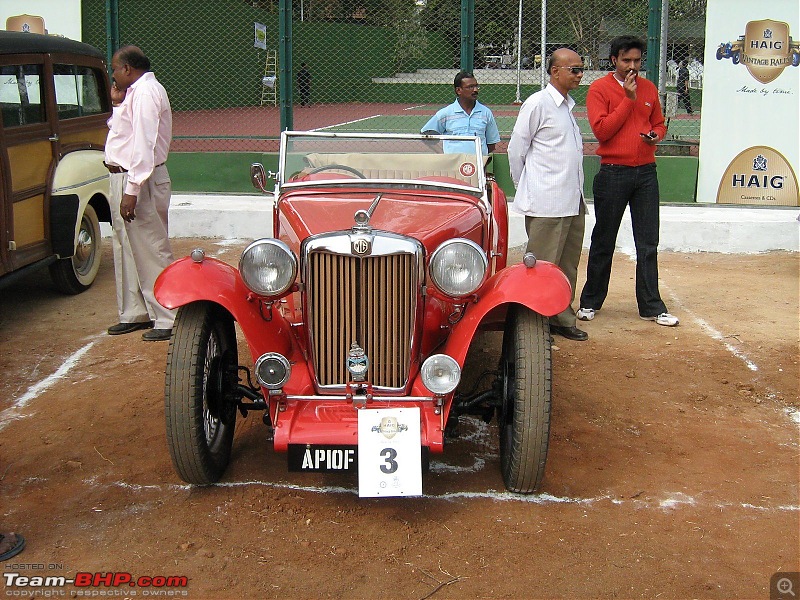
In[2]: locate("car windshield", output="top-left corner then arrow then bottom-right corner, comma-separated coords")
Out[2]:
280,131 -> 485,192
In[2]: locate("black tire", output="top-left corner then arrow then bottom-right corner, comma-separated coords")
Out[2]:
498,306 -> 552,493
165,302 -> 239,484
732,52 -> 740,65
49,204 -> 102,294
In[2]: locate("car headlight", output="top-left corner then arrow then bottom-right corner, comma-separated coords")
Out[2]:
420,354 -> 461,395
429,239 -> 487,297
239,239 -> 297,296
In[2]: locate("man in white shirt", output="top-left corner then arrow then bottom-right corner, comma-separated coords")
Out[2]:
104,46 -> 176,341
507,48 -> 587,341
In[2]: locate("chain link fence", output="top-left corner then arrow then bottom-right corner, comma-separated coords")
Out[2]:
81,0 -> 705,156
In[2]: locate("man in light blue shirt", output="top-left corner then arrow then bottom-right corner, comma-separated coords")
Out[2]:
421,71 -> 500,155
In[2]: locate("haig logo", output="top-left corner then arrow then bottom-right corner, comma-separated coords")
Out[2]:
715,20 -> 800,83
717,146 -> 799,206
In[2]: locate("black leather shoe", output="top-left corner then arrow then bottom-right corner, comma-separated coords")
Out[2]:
142,328 -> 172,342
550,325 -> 588,341
107,321 -> 153,335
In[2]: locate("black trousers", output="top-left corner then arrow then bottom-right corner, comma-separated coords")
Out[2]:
580,163 -> 668,317
678,89 -> 692,113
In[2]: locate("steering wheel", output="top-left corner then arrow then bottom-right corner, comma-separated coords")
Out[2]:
307,164 -> 367,179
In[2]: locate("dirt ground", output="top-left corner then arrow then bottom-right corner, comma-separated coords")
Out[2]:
1,238 -> 798,600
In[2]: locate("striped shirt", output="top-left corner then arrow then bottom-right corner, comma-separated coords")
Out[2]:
508,83 -> 584,217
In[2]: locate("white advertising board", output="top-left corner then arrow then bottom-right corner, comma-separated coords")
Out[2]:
697,0 -> 799,206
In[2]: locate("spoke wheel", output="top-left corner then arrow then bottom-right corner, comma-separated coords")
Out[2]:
165,302 -> 238,484
499,306 -> 552,493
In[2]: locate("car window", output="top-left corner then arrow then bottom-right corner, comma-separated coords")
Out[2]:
54,64 -> 104,119
0,64 -> 44,127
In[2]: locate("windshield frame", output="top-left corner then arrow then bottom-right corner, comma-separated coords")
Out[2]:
277,131 -> 487,195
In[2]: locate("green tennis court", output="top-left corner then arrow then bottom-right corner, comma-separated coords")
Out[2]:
316,111 -> 700,142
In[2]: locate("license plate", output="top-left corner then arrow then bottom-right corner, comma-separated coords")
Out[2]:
287,444 -> 358,472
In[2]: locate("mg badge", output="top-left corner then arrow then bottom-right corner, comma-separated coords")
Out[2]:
352,236 -> 371,256
371,416 -> 409,440
347,342 -> 370,382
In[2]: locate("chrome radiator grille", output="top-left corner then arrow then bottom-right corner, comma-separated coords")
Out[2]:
306,249 -> 418,389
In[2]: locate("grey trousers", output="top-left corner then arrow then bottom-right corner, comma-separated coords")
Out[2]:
524,202 -> 586,328
109,166 -> 176,330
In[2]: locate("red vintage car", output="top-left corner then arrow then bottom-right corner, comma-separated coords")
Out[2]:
155,132 -> 571,496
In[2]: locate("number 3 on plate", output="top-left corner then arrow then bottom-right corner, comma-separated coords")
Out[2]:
380,448 -> 398,474
357,407 -> 422,497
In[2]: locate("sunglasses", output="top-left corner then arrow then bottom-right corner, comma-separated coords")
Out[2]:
555,66 -> 585,74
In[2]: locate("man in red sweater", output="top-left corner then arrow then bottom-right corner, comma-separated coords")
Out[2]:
577,35 -> 679,327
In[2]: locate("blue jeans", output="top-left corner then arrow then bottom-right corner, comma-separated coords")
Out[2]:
580,163 -> 668,317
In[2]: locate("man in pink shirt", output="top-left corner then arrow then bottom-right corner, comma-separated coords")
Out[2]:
104,46 -> 176,341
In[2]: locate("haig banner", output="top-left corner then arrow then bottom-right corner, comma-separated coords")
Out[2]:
697,0 -> 799,206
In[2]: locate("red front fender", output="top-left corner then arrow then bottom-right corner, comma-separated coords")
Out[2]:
154,257 -> 294,362
410,261 -> 569,396
445,261 -> 570,366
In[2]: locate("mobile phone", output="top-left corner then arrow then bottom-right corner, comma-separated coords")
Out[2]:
640,131 -> 657,140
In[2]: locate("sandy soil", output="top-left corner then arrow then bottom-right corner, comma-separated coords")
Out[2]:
1,238 -> 798,599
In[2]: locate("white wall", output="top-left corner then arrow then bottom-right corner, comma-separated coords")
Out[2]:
0,0 -> 82,41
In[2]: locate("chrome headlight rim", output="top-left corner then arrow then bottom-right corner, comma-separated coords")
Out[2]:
255,352 -> 291,389
239,238 -> 297,297
429,238 -> 488,298
420,354 -> 461,396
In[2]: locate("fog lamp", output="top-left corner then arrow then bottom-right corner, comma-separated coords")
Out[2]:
420,354 -> 461,395
255,353 -> 291,389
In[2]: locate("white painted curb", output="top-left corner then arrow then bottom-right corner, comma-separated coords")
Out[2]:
104,193 -> 800,254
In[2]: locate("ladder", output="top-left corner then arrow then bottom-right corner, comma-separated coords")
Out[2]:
260,50 -> 277,106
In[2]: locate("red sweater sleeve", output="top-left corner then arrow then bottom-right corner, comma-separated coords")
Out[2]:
587,74 -> 665,166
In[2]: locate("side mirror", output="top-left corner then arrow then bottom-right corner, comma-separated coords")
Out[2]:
251,163 -> 274,193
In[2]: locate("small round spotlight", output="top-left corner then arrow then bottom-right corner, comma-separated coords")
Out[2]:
522,252 -> 537,268
420,354 -> 461,395
255,353 -> 291,389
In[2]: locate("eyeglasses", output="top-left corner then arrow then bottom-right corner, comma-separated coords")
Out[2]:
460,84 -> 480,89
555,66 -> 585,74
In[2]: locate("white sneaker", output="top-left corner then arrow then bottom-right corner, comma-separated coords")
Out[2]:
641,312 -> 679,327
576,308 -> 595,321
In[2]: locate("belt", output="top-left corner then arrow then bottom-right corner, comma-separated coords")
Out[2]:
601,163 -> 656,169
104,162 -> 126,174
104,162 -> 165,174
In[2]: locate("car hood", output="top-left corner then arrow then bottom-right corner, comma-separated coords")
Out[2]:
278,190 -> 485,251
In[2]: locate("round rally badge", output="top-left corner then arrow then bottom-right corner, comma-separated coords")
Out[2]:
460,162 -> 477,177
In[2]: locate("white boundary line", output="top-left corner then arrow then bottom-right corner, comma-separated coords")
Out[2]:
0,340 -> 96,432
314,115 -> 383,131
104,480 -> 799,511
662,282 -> 760,372
620,250 -> 763,373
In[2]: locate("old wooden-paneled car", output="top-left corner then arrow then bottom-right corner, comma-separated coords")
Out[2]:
0,31 -> 111,293
155,132 -> 571,495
